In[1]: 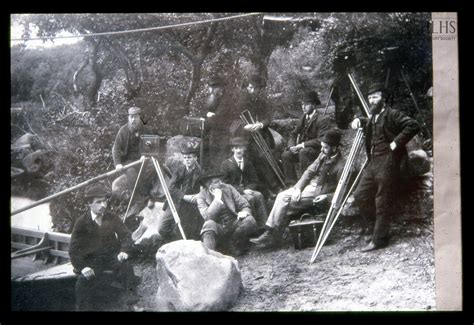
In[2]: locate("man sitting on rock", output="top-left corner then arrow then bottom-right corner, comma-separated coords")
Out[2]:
220,137 -> 268,229
250,129 -> 348,249
69,184 -> 141,311
196,169 -> 258,256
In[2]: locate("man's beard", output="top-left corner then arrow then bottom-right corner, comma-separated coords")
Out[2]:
370,101 -> 383,115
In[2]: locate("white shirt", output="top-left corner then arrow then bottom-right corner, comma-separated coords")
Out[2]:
234,157 -> 244,170
306,110 -> 316,122
91,211 -> 103,226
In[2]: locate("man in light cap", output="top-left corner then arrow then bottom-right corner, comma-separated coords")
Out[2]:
251,129 -> 348,249
281,91 -> 334,186
350,82 -> 420,252
112,107 -> 155,207
69,183 -> 141,311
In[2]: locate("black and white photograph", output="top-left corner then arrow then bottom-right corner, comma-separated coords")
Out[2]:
9,12 -> 459,312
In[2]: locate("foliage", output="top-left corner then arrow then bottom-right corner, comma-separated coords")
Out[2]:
11,13 -> 433,232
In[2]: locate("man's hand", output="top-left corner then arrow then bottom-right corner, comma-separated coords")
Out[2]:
289,144 -> 303,154
237,211 -> 249,220
351,118 -> 361,129
243,189 -> 254,195
183,194 -> 196,203
81,267 -> 95,280
206,112 -> 216,118
210,188 -> 223,201
115,164 -> 123,171
389,141 -> 397,151
140,155 -> 146,163
313,194 -> 328,205
117,252 -> 129,262
244,123 -> 263,132
291,188 -> 301,203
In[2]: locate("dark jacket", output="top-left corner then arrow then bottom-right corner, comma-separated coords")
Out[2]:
294,151 -> 347,202
166,164 -> 202,210
288,111 -> 333,150
112,123 -> 146,166
221,157 -> 260,193
196,183 -> 251,222
69,211 -> 133,274
359,107 -> 420,160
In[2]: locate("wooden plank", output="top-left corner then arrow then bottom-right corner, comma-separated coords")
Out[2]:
11,242 -> 30,250
49,250 -> 70,259
11,228 -> 45,238
47,232 -> 71,243
12,262 -> 76,282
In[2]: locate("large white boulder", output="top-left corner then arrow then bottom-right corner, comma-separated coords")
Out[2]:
155,240 -> 242,311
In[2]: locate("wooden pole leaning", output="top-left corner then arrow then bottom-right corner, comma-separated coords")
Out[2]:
123,157 -> 148,221
11,159 -> 143,216
150,156 -> 187,240
309,73 -> 372,263
309,129 -> 364,263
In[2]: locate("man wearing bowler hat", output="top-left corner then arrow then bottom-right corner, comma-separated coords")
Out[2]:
350,82 -> 420,252
220,137 -> 268,228
69,183 -> 141,311
231,73 -> 281,195
251,129 -> 347,249
195,169 -> 258,256
281,90 -> 334,186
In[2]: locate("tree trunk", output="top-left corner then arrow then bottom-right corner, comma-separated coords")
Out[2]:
85,39 -> 103,109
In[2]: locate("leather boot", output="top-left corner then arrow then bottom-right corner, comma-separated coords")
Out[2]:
202,231 -> 216,250
249,228 -> 275,248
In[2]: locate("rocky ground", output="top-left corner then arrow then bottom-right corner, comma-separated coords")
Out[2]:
133,198 -> 435,312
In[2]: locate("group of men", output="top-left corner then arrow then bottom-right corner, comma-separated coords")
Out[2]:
68,76 -> 420,311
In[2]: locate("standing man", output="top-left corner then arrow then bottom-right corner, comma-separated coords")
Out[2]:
112,107 -> 156,200
251,129 -> 347,249
203,74 -> 238,168
196,169 -> 258,256
159,145 -> 203,241
351,82 -> 420,252
232,73 -> 281,195
69,184 -> 140,311
220,137 -> 268,228
281,91 -> 333,186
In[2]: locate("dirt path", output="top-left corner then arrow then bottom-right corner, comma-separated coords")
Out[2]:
135,216 -> 435,311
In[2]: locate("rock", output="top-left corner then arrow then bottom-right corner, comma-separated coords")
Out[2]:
155,240 -> 243,311
22,149 -> 52,174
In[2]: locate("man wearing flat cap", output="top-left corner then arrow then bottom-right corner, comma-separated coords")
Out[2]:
350,82 -> 420,252
112,107 -> 157,214
69,184 -> 140,311
281,90 -> 334,187
195,168 -> 258,256
251,129 -> 348,249
220,137 -> 268,228
158,144 -> 203,241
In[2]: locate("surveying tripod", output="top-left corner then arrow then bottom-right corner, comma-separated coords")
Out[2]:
124,155 -> 187,240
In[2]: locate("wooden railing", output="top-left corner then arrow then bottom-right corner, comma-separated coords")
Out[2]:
11,227 -> 71,265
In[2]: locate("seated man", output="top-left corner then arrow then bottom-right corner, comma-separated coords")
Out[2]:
159,145 -> 203,241
69,184 -> 141,311
281,91 -> 333,186
220,137 -> 268,228
196,169 -> 258,256
251,129 -> 347,248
